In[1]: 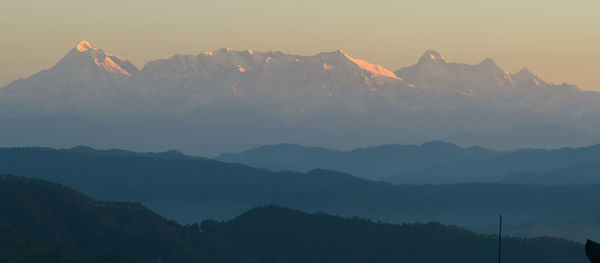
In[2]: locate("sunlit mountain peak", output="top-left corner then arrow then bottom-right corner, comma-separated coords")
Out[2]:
64,41 -> 138,77
76,40 -> 98,52
316,49 -> 400,80
343,53 -> 401,80
418,50 -> 448,64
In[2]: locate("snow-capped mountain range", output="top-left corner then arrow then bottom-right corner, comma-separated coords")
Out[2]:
0,41 -> 599,154
395,50 -> 598,118
137,47 -> 409,118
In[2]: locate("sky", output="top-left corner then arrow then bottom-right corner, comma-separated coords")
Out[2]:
1,0 -> 599,90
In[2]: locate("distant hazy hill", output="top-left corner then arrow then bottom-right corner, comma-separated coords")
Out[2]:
444,125 -> 600,150
216,141 -> 600,184
0,175 -> 587,263
3,146 -> 600,243
387,143 -> 600,184
503,162 -> 600,185
69,145 -> 199,160
2,41 -> 600,155
216,141 -> 501,180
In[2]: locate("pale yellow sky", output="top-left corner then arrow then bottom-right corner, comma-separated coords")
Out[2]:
1,0 -> 599,90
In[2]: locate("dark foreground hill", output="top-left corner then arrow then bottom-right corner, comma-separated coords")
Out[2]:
0,175 -> 588,263
0,174 -> 218,263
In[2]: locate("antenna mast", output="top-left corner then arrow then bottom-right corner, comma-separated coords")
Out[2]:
498,214 -> 502,263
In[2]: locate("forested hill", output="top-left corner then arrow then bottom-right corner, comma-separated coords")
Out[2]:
0,175 -> 588,263
2,146 -> 600,235
0,174 -> 219,263
201,206 -> 586,263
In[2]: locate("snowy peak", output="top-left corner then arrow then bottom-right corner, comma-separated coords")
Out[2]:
511,67 -> 545,86
517,67 -> 534,75
1,42 -> 598,125
476,58 -> 505,76
342,51 -> 401,80
76,40 -> 99,52
75,40 -> 98,52
135,48 -> 408,116
59,41 -> 138,77
0,41 -> 141,119
393,48 -> 571,98
477,58 -> 498,67
314,49 -> 401,80
144,48 -> 401,82
418,50 -> 448,65
513,67 -> 536,79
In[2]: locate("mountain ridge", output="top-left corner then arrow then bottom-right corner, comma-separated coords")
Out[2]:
2,41 -> 587,99
5,146 -> 600,242
216,140 -> 502,180
2,41 -> 600,155
1,174 -> 587,263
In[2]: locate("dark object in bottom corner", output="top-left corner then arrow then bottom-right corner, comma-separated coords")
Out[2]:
586,240 -> 600,263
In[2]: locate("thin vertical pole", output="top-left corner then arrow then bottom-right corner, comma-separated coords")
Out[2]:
498,215 -> 502,263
